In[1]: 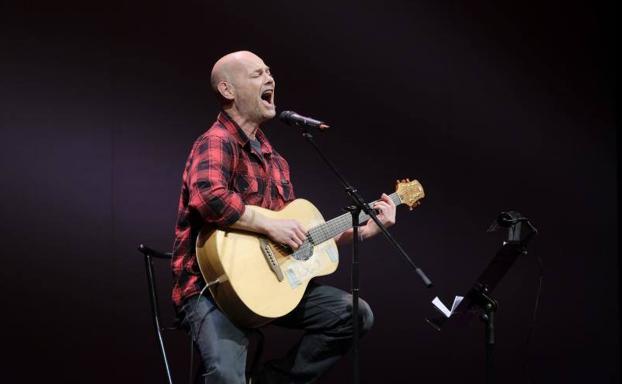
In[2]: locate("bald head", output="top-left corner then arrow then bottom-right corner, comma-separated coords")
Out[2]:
209,51 -> 276,124
211,51 -> 261,95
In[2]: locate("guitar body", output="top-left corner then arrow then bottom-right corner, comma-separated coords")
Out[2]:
196,199 -> 339,328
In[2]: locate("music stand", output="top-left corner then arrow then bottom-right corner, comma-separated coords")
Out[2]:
426,211 -> 538,384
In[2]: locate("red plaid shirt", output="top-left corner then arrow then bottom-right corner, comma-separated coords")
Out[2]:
171,112 -> 295,309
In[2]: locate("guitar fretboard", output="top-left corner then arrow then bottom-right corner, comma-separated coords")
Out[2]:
307,192 -> 402,245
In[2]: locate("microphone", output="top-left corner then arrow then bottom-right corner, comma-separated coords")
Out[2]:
279,111 -> 330,130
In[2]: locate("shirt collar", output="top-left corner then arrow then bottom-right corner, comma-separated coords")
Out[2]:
217,111 -> 273,155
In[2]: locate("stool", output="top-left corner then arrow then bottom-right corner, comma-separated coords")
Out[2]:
138,243 -> 264,384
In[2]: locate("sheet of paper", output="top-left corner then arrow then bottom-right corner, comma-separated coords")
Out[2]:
431,295 -> 464,318
451,296 -> 464,312
432,296 -> 452,318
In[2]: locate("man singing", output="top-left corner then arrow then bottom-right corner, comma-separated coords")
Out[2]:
172,51 -> 396,383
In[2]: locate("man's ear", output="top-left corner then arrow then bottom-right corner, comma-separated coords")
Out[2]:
217,81 -> 235,102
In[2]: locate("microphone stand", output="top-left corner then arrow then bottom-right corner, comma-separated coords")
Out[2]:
296,127 -> 432,384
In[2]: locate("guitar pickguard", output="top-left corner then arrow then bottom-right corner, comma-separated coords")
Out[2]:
284,243 -> 339,288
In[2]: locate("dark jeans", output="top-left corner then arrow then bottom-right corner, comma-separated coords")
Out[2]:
179,281 -> 374,384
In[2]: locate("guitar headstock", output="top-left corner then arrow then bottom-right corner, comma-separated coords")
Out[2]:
395,178 -> 425,210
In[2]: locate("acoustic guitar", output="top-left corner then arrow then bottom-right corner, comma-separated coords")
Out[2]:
195,179 -> 425,328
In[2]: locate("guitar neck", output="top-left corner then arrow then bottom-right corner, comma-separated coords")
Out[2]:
307,192 -> 402,245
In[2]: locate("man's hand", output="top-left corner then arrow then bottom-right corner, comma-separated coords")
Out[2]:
361,193 -> 396,240
333,193 -> 397,245
265,218 -> 307,250
230,208 -> 307,250
233,193 -> 395,249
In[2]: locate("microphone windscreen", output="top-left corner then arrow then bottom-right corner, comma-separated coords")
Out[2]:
279,111 -> 295,122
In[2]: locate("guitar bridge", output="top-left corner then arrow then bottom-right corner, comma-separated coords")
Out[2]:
259,238 -> 284,282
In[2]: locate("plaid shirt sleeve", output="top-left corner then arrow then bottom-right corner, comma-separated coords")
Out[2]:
187,135 -> 245,227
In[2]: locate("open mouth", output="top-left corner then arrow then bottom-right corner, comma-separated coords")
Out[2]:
260,89 -> 274,107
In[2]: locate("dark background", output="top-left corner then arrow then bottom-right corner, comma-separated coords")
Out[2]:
0,0 -> 617,383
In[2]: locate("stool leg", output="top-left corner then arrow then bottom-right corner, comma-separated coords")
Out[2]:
144,254 -> 174,384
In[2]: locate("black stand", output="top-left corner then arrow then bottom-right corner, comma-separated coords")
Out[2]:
138,244 -> 175,384
348,205 -> 362,384
426,211 -> 537,384
474,282 -> 498,384
295,127 -> 432,384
